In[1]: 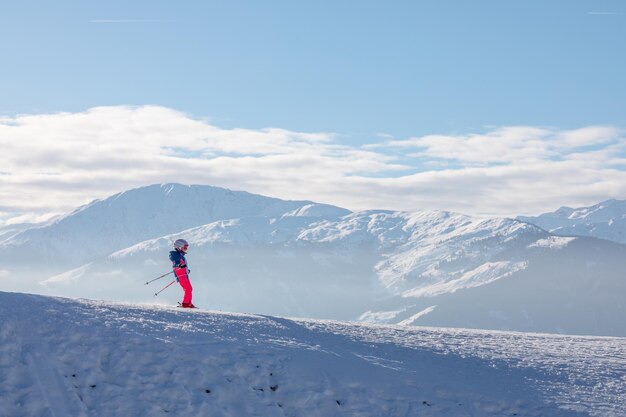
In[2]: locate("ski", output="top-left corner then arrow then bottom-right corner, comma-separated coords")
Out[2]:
177,302 -> 198,309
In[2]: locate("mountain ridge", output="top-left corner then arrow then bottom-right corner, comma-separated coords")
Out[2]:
518,198 -> 626,244
0,183 -> 350,267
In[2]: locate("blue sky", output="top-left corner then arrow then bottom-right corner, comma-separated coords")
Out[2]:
3,0 -> 625,138
1,1 -> 626,221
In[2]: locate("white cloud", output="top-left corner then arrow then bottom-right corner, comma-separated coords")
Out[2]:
1,105 -> 625,223
556,126 -> 620,148
382,125 -> 624,166
4,212 -> 60,226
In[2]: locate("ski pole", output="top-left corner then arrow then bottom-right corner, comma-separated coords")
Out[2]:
145,270 -> 174,285
154,279 -> 177,297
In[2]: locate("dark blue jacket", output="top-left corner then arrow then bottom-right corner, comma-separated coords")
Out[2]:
169,250 -> 188,274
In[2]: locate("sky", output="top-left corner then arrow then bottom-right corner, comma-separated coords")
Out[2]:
1,0 -> 626,223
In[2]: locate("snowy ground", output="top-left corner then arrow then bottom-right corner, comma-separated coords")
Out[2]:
0,292 -> 624,417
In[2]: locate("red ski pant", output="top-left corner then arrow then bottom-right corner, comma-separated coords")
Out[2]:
175,269 -> 193,304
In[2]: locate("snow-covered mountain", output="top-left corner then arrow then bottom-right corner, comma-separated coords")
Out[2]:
0,183 -> 349,270
40,210 -> 549,320
1,291 -> 623,417
2,184 -> 626,336
518,199 -> 626,244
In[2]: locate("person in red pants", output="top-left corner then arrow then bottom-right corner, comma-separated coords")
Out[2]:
169,239 -> 195,308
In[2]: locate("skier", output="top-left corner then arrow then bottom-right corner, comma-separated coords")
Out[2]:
169,239 -> 196,308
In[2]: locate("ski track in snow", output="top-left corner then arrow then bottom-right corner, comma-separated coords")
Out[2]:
0,292 -> 624,417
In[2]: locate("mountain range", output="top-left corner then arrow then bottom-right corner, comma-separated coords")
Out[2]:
1,183 -> 625,336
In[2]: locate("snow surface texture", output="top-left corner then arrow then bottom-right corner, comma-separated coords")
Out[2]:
1,292 -> 624,417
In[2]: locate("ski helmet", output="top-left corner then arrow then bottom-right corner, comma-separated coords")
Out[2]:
174,239 -> 189,252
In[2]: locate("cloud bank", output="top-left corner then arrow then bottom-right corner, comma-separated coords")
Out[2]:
1,105 -> 625,224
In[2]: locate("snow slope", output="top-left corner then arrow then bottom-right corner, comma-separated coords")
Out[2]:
518,199 -> 626,244
1,291 -> 624,417
298,210 -> 542,297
